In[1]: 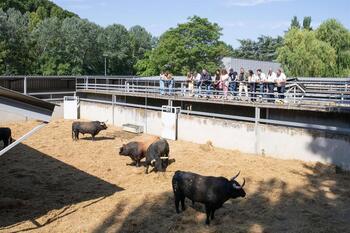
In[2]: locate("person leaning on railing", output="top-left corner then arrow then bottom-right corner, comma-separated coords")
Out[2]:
200,69 -> 212,98
159,71 -> 166,95
228,68 -> 238,97
194,71 -> 202,96
248,70 -> 258,101
257,69 -> 267,100
213,69 -> 222,97
238,67 -> 249,99
186,71 -> 195,96
267,68 -> 277,102
276,69 -> 287,100
220,68 -> 229,98
163,71 -> 173,95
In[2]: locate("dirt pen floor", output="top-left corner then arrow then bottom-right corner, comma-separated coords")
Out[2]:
0,120 -> 350,233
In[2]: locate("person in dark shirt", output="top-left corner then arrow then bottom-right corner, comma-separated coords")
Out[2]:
200,69 -> 212,98
228,68 -> 238,97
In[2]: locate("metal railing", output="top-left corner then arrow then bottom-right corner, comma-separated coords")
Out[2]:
75,76 -> 350,108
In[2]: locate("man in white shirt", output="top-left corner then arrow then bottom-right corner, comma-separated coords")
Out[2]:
276,69 -> 287,99
256,69 -> 267,99
266,68 -> 277,102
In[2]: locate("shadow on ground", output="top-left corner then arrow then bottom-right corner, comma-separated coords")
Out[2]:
92,163 -> 350,233
0,143 -> 123,231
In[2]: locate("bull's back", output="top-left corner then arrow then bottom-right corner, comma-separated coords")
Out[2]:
73,122 -> 98,133
140,136 -> 160,153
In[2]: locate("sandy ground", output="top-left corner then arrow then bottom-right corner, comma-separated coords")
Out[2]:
0,120 -> 350,233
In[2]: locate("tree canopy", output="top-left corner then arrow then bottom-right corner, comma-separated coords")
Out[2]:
233,35 -> 283,61
0,4 -> 153,75
316,19 -> 350,76
135,16 -> 233,76
277,18 -> 350,77
277,28 -> 336,77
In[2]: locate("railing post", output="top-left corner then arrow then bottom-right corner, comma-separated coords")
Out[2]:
23,76 -> 27,95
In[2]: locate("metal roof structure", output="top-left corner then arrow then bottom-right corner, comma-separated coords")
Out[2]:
0,87 -> 56,156
222,57 -> 281,74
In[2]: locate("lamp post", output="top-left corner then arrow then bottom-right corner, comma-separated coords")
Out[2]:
103,53 -> 108,77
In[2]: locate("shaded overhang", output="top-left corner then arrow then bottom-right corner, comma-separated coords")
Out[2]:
0,87 -> 56,156
0,86 -> 55,122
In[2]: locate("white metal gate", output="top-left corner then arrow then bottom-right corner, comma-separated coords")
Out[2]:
161,105 -> 180,140
64,96 -> 79,120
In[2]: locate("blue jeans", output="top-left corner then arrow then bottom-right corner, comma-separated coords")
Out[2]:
160,79 -> 165,95
200,81 -> 212,96
249,83 -> 257,100
277,85 -> 285,99
167,79 -> 174,95
259,83 -> 267,98
229,82 -> 237,96
268,83 -> 275,101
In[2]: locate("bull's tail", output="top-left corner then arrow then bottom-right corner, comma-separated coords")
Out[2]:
172,170 -> 181,193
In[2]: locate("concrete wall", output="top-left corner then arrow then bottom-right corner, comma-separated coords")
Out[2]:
1,102 -> 64,123
79,101 -> 350,170
178,114 -> 350,169
80,101 -> 162,136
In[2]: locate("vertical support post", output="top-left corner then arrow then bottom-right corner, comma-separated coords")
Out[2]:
145,96 -> 148,133
168,99 -> 173,107
23,77 -> 27,95
112,95 -> 115,126
266,108 -> 269,119
254,107 -> 260,155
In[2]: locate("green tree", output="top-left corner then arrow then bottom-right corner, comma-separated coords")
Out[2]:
302,16 -> 312,30
98,24 -> 133,75
290,16 -> 301,29
233,35 -> 283,61
0,0 -> 76,18
31,17 -> 63,75
32,17 -> 104,75
0,8 -> 32,75
316,19 -> 350,76
277,28 -> 336,77
135,16 -> 232,76
129,25 -> 153,74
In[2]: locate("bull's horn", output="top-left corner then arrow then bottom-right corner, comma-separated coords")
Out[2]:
151,159 -> 156,165
241,178 -> 246,188
231,171 -> 240,180
160,157 -> 168,160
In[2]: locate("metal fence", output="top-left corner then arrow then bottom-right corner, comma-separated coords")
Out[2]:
1,75 -> 350,108
75,76 -> 350,108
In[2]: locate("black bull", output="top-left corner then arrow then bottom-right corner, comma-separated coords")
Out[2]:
0,127 -> 12,149
72,121 -> 107,140
172,170 -> 246,225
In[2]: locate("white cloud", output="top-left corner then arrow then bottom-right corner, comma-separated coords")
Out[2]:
225,0 -> 291,7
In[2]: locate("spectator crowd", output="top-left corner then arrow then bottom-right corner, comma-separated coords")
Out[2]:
160,68 -> 287,102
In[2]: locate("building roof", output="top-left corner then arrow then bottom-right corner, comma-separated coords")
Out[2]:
222,57 -> 281,74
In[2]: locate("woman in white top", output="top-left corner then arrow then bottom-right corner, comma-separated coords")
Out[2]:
220,69 -> 229,98
186,72 -> 194,96
276,69 -> 287,99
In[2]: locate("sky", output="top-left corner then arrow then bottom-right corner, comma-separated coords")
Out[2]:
51,0 -> 350,48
